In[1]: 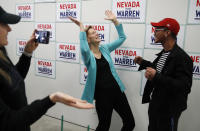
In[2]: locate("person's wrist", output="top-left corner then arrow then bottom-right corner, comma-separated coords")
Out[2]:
49,93 -> 57,103
112,19 -> 117,23
23,50 -> 33,57
112,19 -> 119,25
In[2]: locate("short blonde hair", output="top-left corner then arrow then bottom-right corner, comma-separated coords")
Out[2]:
85,26 -> 93,37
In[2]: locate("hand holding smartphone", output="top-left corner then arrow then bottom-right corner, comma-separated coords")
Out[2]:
35,30 -> 50,44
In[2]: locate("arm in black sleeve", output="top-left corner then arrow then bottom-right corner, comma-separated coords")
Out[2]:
152,55 -> 193,94
15,54 -> 31,79
0,96 -> 55,131
138,59 -> 155,71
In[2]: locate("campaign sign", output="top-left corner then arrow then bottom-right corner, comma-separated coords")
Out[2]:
80,64 -> 88,85
16,39 -> 27,56
111,47 -> 143,71
35,23 -> 55,41
56,2 -> 81,22
16,4 -> 34,21
84,23 -> 110,45
35,0 -> 56,3
145,25 -> 185,49
35,59 -> 56,79
190,53 -> 200,79
188,0 -> 200,24
112,0 -> 146,23
56,42 -> 80,63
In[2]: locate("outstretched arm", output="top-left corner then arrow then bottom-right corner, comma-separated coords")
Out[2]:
104,10 -> 126,52
50,92 -> 94,109
69,16 -> 91,66
0,92 -> 93,130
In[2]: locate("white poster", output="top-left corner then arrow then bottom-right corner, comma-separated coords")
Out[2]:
145,25 -> 185,49
189,53 -> 200,79
80,64 -> 88,85
16,39 -> 27,56
16,4 -> 34,21
35,0 -> 56,3
84,23 -> 110,45
35,59 -> 56,79
35,23 -> 55,41
188,0 -> 200,24
112,0 -> 146,23
111,47 -> 143,71
56,42 -> 80,63
56,2 -> 81,22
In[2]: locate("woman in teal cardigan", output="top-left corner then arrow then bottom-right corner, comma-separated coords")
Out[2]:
69,10 -> 135,131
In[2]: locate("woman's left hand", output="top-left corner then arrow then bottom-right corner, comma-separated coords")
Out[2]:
104,10 -> 119,25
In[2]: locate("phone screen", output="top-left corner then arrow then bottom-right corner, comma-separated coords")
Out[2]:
35,31 -> 50,44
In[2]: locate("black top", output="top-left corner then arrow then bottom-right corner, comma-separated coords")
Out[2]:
0,47 -> 55,131
95,54 -> 119,92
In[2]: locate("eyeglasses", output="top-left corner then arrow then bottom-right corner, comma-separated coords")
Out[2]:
154,28 -> 168,32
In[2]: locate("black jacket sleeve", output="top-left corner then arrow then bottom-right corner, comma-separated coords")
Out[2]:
138,59 -> 155,71
15,54 -> 31,79
0,96 -> 55,131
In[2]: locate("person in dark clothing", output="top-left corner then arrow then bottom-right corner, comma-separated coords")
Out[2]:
69,10 -> 135,131
0,6 -> 94,131
134,18 -> 193,131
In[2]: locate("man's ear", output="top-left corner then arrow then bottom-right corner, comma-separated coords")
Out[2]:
165,30 -> 171,37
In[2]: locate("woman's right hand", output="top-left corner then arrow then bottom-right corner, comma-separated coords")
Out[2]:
68,16 -> 85,32
24,29 -> 39,54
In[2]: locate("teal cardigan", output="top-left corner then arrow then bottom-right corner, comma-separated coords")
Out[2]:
80,24 -> 127,103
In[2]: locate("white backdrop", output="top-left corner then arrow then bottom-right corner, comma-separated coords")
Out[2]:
1,0 -> 200,131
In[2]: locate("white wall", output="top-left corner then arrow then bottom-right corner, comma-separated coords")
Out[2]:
1,0 -> 200,130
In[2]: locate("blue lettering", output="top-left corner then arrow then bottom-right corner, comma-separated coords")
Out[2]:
117,10 -> 140,19
193,65 -> 200,74
114,57 -> 136,67
19,47 -> 24,52
19,11 -> 31,18
38,67 -> 52,75
99,34 -> 105,41
59,51 -> 76,60
60,11 -> 77,19
151,36 -> 155,43
195,10 -> 200,20
84,74 -> 88,81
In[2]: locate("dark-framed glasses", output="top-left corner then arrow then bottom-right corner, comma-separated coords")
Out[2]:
154,28 -> 168,32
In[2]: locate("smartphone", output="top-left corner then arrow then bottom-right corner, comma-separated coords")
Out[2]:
35,30 -> 50,44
